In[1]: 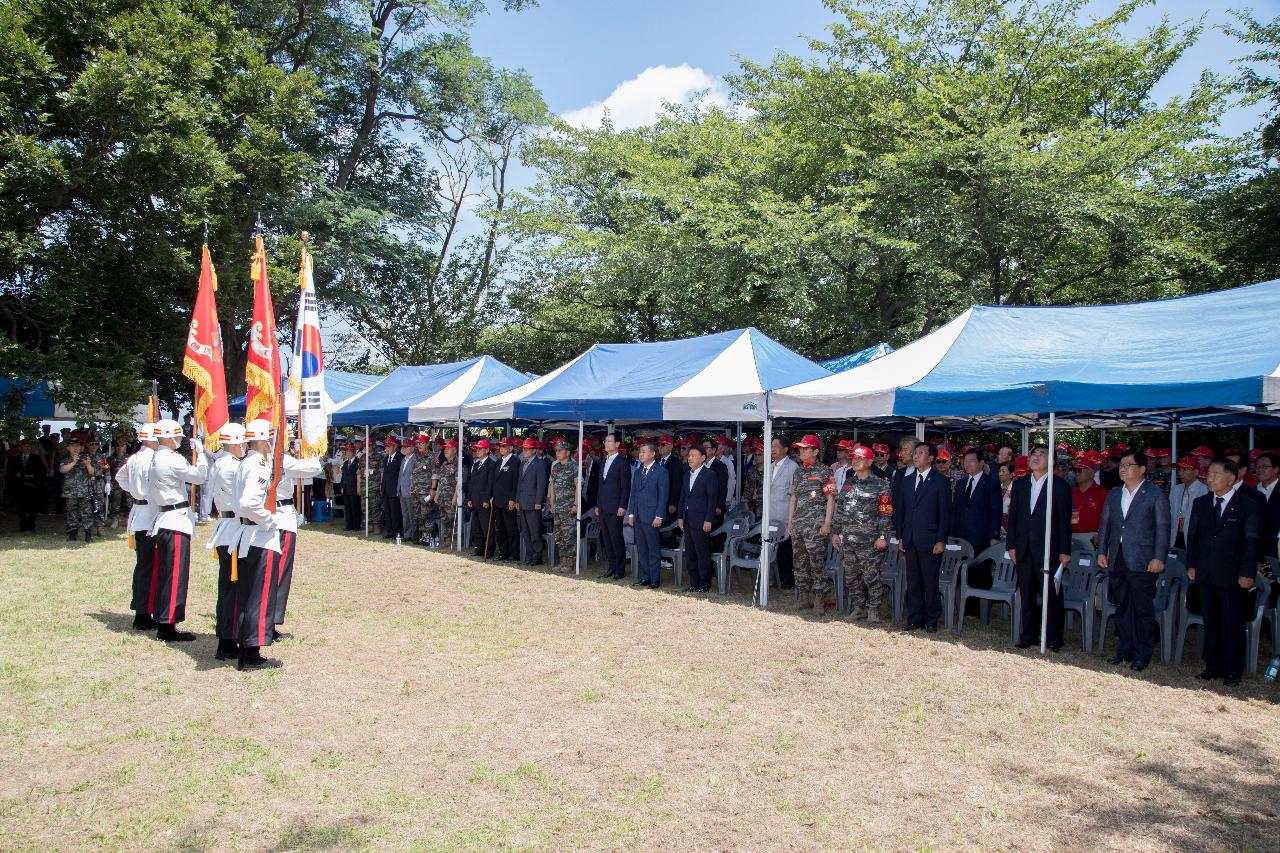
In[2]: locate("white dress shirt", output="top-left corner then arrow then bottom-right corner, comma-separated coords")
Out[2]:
145,446 -> 208,536
116,446 -> 158,533
1120,480 -> 1141,518
232,449 -> 280,555
603,451 -> 619,480
1029,472 -> 1047,512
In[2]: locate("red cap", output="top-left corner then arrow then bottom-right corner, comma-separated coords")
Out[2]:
1013,455 -> 1029,475
415,434 -> 430,445
384,435 -> 400,446
793,434 -> 821,450
657,434 -> 674,445
472,439 -> 491,450
1249,448 -> 1264,460
935,448 -> 951,462
1223,447 -> 1242,457
851,445 -> 874,460
500,436 -> 519,448
1192,445 -> 1214,459
872,443 -> 889,454
443,438 -> 458,449
1175,455 -> 1198,470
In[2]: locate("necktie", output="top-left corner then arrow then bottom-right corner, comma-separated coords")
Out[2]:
965,477 -> 974,499
915,473 -> 922,492
642,466 -> 649,485
1215,496 -> 1223,520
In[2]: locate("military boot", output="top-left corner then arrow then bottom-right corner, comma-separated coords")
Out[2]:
83,529 -> 92,544
793,592 -> 810,611
811,590 -> 827,617
865,609 -> 882,624
845,605 -> 867,622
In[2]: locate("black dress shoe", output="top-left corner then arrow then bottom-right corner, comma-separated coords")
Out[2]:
215,639 -> 239,660
1106,654 -> 1127,665
630,579 -> 647,587
700,586 -> 712,593
1223,675 -> 1242,687
598,570 -> 615,580
1130,660 -> 1149,672
1049,643 -> 1063,653
648,583 -> 660,590
1195,668 -> 1219,681
1016,640 -> 1033,649
237,650 -> 281,671
924,625 -> 938,634
157,625 -> 196,642
903,623 -> 923,632
132,612 -> 156,630
271,629 -> 290,642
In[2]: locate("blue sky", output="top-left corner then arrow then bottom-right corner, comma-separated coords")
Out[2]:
470,0 -> 1279,141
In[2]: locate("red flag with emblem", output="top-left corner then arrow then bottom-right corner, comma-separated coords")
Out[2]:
245,234 -> 280,423
182,244 -> 229,450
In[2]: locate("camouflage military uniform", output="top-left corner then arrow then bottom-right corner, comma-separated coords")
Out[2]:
549,458 -> 579,567
832,473 -> 893,618
364,453 -> 384,532
409,453 -> 436,543
790,461 -> 835,602
60,451 -> 95,536
1145,468 -> 1171,494
432,457 -> 461,549
742,461 -> 763,518
89,451 -> 110,529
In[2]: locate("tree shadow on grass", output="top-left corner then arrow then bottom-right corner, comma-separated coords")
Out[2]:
1026,732 -> 1280,850
272,816 -> 371,852
87,610 -> 230,673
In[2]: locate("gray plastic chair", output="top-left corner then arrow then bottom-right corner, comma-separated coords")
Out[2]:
1246,572 -> 1270,673
713,516 -> 753,593
658,520 -> 684,588
728,522 -> 785,596
578,517 -> 601,566
939,537 -> 974,631
880,541 -> 905,622
826,544 -> 845,613
1154,552 -> 1187,664
1173,574 -> 1204,666
957,544 -> 1019,641
1061,553 -> 1100,652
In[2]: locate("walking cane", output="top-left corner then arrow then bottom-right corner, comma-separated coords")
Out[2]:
483,501 -> 495,559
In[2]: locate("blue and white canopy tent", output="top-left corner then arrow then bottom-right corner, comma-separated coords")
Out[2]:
229,369 -> 381,422
462,328 -> 831,578
330,356 -> 529,427
768,279 -> 1280,639
819,342 -> 894,374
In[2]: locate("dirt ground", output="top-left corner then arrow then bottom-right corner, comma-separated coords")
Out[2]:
1,520 -> 1277,852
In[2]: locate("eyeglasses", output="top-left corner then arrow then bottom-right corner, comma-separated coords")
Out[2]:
1117,462 -> 1141,469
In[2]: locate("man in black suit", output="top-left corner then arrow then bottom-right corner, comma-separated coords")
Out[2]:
657,435 -> 683,521
379,436 -> 404,539
339,443 -> 363,531
465,439 -> 497,557
595,433 -> 632,580
490,437 -> 520,560
7,438 -> 46,532
1253,451 -> 1280,558
515,439 -> 550,565
892,442 -> 952,632
952,446 -> 1002,549
700,437 -> 730,518
1187,458 -> 1261,686
678,444 -> 719,593
1097,449 -> 1171,671
1005,445 -> 1073,650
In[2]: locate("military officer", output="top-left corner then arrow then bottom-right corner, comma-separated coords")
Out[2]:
59,434 -> 96,542
832,445 -> 893,622
232,418 -> 282,670
144,419 -> 209,642
410,434 -> 437,545
546,438 -> 580,571
430,438 -> 462,549
205,422 -> 247,660
84,436 -> 110,533
787,434 -> 836,615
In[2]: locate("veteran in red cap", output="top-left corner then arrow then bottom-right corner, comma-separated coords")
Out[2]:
831,444 -> 892,621
787,434 -> 836,614
465,438 -> 497,557
1071,452 -> 1107,540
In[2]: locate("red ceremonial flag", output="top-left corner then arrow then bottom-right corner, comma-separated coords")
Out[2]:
245,234 -> 280,423
182,243 -> 229,450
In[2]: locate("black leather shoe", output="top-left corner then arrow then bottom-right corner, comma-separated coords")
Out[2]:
598,570 -> 615,579
83,529 -> 92,543
132,612 -> 156,630
903,623 -> 923,632
1049,643 -> 1063,653
157,625 -> 196,642
271,629 -> 290,642
1130,660 -> 1149,672
631,580 -> 647,587
648,583 -> 660,590
684,586 -> 697,593
1106,654 -> 1127,665
1223,675 -> 1242,687
925,625 -> 938,634
1195,669 -> 1219,681
237,650 -> 281,671
215,639 -> 239,660
1015,640 -> 1033,649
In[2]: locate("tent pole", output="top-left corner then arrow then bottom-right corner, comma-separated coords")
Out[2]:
915,421 -> 925,442
1249,427 -> 1256,453
734,421 -> 742,504
1021,426 -> 1030,455
363,424 -> 370,538
1099,428 -> 1106,451
759,415 -> 772,608
456,419 -> 464,551
576,420 -> 584,576
1171,418 -> 1178,463
1041,412 -> 1056,655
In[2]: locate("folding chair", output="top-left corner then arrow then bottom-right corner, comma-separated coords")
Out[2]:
939,537 -> 974,631
958,544 -> 1020,641
880,541 -> 905,622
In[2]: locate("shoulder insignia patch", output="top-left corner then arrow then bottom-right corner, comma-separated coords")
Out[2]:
878,494 -> 893,515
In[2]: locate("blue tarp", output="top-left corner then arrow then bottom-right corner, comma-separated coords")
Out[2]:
0,378 -> 55,418
229,369 -> 381,419
331,357 -> 529,426
820,343 -> 893,373
462,328 -> 831,422
771,280 -> 1280,419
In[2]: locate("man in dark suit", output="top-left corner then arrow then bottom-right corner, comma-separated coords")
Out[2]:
595,433 -> 632,580
892,442 -> 952,632
699,438 -> 730,518
1005,445 -> 1073,650
380,436 -> 404,539
491,437 -> 520,560
952,446 -> 1002,549
1097,449 -> 1171,671
627,439 -> 670,588
678,444 -> 718,593
1253,451 -> 1280,558
515,439 -> 550,565
1187,458 -> 1261,686
657,435 -> 683,521
7,438 -> 46,532
339,444 -> 363,531
465,439 -> 497,557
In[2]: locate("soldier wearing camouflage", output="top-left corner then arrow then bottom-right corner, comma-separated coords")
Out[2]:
409,436 -> 436,544
85,438 -> 110,531
788,434 -> 836,613
363,450 -> 384,532
548,440 -> 579,569
832,445 -> 893,621
59,436 -> 97,541
742,444 -> 764,518
431,440 -> 462,549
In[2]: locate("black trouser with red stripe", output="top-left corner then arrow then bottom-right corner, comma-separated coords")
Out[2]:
235,546 -> 279,650
130,532 -> 157,616
272,530 -> 297,626
150,529 -> 191,625
215,545 -> 237,641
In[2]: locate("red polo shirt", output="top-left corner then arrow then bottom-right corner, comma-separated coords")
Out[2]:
1071,482 -> 1108,533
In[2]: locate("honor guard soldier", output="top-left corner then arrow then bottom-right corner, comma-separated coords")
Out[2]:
59,434 -> 96,542
831,445 -> 892,622
547,438 -> 580,570
205,423 -> 247,660
233,419 -> 283,670
116,424 -> 159,629
145,419 -> 209,642
273,429 -> 323,639
430,438 -> 462,548
787,434 -> 835,614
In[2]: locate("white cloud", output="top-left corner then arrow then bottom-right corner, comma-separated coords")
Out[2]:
561,64 -> 730,130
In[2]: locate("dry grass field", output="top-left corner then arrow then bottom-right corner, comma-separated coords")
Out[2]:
1,520 -> 1277,852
